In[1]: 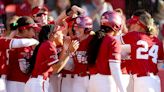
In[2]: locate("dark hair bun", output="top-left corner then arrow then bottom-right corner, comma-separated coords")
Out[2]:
10,22 -> 18,30
16,16 -> 35,28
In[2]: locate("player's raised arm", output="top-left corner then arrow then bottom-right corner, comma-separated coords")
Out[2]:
55,5 -> 85,25
11,38 -> 39,49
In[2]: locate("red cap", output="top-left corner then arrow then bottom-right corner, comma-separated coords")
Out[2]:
19,23 -> 41,32
31,6 -> 48,16
127,16 -> 147,30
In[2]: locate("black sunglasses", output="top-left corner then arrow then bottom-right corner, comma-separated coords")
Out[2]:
36,13 -> 47,17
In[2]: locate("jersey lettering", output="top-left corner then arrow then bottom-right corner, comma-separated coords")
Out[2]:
136,40 -> 159,63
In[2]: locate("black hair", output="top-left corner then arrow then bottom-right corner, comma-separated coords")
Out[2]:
15,16 -> 35,33
87,30 -> 105,66
132,9 -> 148,17
27,24 -> 55,74
100,25 -> 114,33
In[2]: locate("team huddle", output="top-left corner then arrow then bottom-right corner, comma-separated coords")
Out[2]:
0,5 -> 163,92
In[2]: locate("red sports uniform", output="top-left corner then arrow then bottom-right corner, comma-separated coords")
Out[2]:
0,38 -> 12,75
121,31 -> 164,75
96,34 -> 121,75
32,40 -> 59,79
73,35 -> 93,76
7,36 -> 33,83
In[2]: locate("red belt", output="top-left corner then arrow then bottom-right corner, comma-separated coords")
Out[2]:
76,71 -> 97,77
62,74 -> 75,78
31,75 -> 48,80
134,72 -> 157,77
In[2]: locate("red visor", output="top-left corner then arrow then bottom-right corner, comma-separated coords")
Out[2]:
31,6 -> 48,16
18,24 -> 40,32
127,16 -> 147,30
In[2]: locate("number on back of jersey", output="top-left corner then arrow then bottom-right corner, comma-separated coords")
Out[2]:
136,40 -> 159,63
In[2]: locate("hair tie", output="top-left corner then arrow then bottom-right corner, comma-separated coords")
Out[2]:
13,22 -> 18,27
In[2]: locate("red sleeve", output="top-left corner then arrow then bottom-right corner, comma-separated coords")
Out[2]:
42,43 -> 59,66
108,38 -> 121,62
0,38 -> 12,50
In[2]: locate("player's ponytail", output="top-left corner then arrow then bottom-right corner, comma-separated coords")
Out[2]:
27,24 -> 55,74
139,13 -> 157,36
87,30 -> 105,66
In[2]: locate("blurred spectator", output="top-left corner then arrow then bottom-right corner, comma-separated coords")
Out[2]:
31,6 -> 49,26
154,0 -> 164,39
50,0 -> 71,19
16,0 -> 45,16
0,1 -> 6,25
106,0 -> 125,13
125,0 -> 159,19
0,23 -> 5,37
82,0 -> 113,31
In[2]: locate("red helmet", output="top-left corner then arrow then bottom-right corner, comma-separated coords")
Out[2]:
101,11 -> 123,32
74,16 -> 93,29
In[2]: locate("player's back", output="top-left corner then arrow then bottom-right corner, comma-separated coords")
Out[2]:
122,31 -> 163,74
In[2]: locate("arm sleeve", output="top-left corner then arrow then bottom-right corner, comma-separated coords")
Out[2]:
109,62 -> 127,92
11,38 -> 39,49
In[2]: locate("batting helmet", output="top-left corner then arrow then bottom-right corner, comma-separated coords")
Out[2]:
101,11 -> 123,32
74,16 -> 93,29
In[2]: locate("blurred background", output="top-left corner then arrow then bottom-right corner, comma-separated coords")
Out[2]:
0,0 -> 164,39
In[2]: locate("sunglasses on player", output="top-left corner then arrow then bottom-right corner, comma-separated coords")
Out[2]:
35,12 -> 47,17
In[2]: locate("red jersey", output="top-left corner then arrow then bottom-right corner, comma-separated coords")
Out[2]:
0,38 -> 12,75
32,40 -> 59,79
7,36 -> 33,82
96,34 -> 121,75
122,31 -> 164,75
73,35 -> 93,75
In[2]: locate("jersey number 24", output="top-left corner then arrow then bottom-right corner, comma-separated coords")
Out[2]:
136,40 -> 159,63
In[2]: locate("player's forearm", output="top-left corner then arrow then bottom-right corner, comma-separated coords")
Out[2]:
11,38 -> 39,48
55,10 -> 67,25
109,62 -> 127,92
52,49 -> 70,74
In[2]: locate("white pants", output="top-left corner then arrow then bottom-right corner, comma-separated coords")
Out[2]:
60,74 -> 74,92
0,78 -> 6,92
49,74 -> 61,92
24,76 -> 49,92
72,75 -> 90,92
133,74 -> 161,92
7,80 -> 25,92
88,74 -> 119,92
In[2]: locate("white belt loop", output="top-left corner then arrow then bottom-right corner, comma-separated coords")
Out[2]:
149,73 -> 154,77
